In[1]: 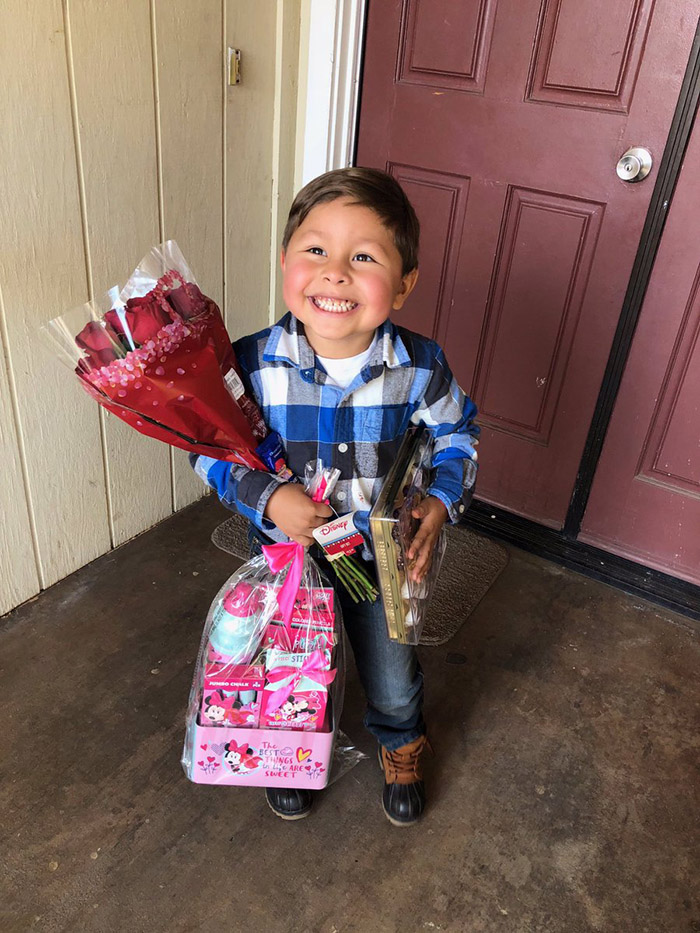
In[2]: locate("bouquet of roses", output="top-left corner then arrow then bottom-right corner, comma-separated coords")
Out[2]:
41,241 -> 287,473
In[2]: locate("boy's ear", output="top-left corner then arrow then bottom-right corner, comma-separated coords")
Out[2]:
280,248 -> 286,271
392,268 -> 419,311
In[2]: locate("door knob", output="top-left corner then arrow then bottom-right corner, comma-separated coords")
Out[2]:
616,147 -> 652,182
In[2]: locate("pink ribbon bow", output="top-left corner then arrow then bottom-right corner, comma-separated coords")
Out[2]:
264,648 -> 337,712
262,541 -> 305,638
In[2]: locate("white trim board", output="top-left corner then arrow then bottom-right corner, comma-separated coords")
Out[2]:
297,0 -> 366,187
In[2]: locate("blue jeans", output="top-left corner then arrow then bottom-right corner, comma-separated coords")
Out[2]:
247,525 -> 425,751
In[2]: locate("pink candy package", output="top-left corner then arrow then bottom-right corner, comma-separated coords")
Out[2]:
259,648 -> 334,732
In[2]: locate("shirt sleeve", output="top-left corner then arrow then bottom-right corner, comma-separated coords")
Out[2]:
409,344 -> 480,523
188,453 -> 286,532
188,334 -> 289,535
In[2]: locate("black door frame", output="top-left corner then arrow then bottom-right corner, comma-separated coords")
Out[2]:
355,7 -> 700,621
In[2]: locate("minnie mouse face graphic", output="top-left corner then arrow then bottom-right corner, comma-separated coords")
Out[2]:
203,690 -> 242,724
279,694 -> 316,721
223,740 -> 262,774
223,744 -> 244,771
203,697 -> 226,723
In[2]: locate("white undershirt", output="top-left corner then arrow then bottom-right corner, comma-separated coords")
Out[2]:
316,334 -> 378,390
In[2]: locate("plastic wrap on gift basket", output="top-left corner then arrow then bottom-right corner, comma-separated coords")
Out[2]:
327,730 -> 369,785
369,427 -> 447,645
182,543 -> 350,789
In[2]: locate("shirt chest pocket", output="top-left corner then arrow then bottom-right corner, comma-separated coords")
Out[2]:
357,407 -> 385,439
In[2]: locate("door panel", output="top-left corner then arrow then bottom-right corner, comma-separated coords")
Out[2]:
397,0 -> 498,94
528,0 -> 653,111
580,120 -> 700,585
473,187 -> 604,447
388,164 -> 471,342
357,0 -> 700,526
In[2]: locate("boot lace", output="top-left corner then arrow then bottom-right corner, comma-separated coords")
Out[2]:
383,738 -> 428,784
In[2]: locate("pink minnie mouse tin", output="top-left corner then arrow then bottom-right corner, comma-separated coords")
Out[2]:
183,717 -> 334,787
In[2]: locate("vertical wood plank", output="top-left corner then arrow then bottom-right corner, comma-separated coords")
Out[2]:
69,0 -> 172,545
225,0 -> 277,337
154,0 -> 225,510
0,295 -> 40,615
271,0 -> 302,320
0,0 -> 111,590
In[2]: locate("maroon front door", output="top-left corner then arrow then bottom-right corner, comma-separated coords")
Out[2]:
356,0 -> 700,528
579,117 -> 700,587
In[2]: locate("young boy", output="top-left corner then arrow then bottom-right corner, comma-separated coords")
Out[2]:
192,168 -> 479,825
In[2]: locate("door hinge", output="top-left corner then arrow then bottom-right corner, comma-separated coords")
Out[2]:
227,48 -> 241,86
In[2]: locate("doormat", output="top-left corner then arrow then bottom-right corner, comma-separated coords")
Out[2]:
211,513 -> 509,646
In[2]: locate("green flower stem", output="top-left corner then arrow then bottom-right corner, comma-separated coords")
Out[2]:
332,559 -> 362,603
343,555 -> 378,596
327,553 -> 378,602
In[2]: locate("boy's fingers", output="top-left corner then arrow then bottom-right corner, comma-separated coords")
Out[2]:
408,518 -> 438,559
407,530 -> 424,560
410,548 -> 432,582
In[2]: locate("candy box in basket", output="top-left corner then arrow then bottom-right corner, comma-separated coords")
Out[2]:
259,647 -> 334,732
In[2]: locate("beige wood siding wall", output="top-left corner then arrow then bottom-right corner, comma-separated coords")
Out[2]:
0,0 -> 302,617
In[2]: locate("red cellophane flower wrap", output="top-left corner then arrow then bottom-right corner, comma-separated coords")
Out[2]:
41,242 -> 280,471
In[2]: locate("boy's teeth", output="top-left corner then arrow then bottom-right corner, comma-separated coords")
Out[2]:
313,297 -> 357,313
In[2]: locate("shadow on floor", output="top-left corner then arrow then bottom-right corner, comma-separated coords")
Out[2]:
1,496 -> 698,933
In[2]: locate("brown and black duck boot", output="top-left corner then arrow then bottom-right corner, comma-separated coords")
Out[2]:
378,735 -> 430,826
265,786 -> 313,820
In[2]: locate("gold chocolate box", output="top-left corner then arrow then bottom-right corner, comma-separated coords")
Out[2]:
369,427 -> 446,645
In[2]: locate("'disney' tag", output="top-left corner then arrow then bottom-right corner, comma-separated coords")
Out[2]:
312,512 -> 364,560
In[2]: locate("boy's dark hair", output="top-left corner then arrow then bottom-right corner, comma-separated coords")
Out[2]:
282,167 -> 420,275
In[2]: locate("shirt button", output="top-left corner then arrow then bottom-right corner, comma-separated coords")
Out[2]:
338,443 -> 348,453
337,491 -> 346,501
458,504 -> 465,513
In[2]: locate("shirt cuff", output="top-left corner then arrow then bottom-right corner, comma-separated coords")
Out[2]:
426,486 -> 465,524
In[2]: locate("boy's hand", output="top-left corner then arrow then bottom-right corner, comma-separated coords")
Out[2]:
407,495 -> 449,583
264,483 -> 333,547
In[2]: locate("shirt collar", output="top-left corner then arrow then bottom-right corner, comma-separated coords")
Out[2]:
263,313 -> 411,373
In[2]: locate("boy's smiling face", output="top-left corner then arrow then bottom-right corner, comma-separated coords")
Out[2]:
281,197 -> 418,358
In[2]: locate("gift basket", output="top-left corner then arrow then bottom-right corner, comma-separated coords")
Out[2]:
182,542 -> 347,788
369,427 -> 448,645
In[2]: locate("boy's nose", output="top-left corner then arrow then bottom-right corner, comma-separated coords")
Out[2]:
322,262 -> 349,284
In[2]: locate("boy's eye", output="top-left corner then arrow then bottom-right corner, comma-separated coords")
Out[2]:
307,246 -> 325,256
353,253 -> 374,263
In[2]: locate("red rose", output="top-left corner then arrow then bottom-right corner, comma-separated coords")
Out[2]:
166,283 -> 206,320
105,296 -> 171,346
75,320 -> 122,368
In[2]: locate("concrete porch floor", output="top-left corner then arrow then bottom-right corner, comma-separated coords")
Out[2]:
2,496 -> 698,933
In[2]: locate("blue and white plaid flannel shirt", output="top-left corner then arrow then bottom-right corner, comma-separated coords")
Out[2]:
191,313 -> 479,551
